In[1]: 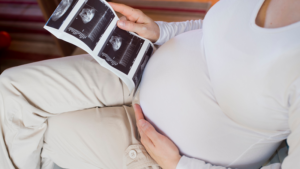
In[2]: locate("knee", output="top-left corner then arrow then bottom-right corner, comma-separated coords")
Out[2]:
0,65 -> 25,87
0,63 -> 40,89
1,63 -> 26,79
0,68 -> 15,87
0,65 -> 33,96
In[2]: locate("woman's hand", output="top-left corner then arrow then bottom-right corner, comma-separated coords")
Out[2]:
108,2 -> 160,42
133,104 -> 181,169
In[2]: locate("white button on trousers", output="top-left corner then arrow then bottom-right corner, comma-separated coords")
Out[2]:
129,150 -> 137,159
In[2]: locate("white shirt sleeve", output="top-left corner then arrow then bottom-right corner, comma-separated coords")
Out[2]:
154,20 -> 203,45
177,156 -> 282,169
176,156 -> 233,169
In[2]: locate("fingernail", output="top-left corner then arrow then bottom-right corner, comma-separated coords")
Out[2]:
139,119 -> 148,129
119,21 -> 125,27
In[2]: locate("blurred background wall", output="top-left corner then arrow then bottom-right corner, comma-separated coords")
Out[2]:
0,0 -> 218,73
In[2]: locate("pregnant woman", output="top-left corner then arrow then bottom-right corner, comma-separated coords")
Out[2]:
0,0 -> 299,169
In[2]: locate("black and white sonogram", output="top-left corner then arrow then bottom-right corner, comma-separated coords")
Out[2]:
132,44 -> 153,86
98,26 -> 145,75
46,0 -> 78,29
65,0 -> 115,50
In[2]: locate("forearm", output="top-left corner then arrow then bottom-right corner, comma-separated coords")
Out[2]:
154,19 -> 203,45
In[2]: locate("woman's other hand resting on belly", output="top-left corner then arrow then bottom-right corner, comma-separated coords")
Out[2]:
108,2 -> 160,43
134,104 -> 182,169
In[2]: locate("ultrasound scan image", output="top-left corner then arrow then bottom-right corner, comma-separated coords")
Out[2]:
132,44 -> 153,86
79,8 -> 96,24
98,26 -> 145,75
46,0 -> 78,29
109,36 -> 122,51
65,0 -> 115,50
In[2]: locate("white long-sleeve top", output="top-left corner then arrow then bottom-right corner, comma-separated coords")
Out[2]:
139,0 -> 300,169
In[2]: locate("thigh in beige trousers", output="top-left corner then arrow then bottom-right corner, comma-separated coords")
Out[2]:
0,54 -> 159,169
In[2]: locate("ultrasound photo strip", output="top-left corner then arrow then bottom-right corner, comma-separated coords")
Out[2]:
98,26 -> 145,75
65,0 -> 115,50
132,44 -> 153,86
46,0 -> 79,29
45,0 -> 155,93
119,36 -> 138,67
99,25 -> 117,64
52,0 -> 73,21
88,8 -> 112,42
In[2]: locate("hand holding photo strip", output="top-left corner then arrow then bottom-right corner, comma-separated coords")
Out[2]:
44,0 -> 155,93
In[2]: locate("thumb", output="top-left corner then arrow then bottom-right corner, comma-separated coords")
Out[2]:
117,20 -> 147,35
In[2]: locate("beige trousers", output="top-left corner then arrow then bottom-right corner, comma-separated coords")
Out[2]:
0,54 -> 159,169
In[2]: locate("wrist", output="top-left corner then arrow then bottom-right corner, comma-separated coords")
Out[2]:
152,22 -> 160,43
153,21 -> 166,45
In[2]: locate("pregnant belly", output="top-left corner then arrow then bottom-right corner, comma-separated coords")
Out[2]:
139,30 -> 281,169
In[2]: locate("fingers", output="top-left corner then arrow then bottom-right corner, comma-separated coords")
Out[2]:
134,105 -> 154,149
134,104 -> 145,122
119,16 -> 127,21
138,119 -> 162,144
108,2 -> 149,23
118,20 -> 148,35
139,127 -> 155,149
134,105 -> 162,145
108,2 -> 159,42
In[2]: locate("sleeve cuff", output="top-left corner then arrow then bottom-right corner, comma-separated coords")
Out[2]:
261,163 -> 281,169
176,156 -> 191,169
176,156 -> 206,169
153,21 -> 167,46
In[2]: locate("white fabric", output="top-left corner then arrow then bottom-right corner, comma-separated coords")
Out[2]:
261,163 -> 281,169
140,0 -> 300,169
0,93 -> 15,169
178,157 -> 281,169
154,20 -> 202,45
0,54 -> 159,169
177,156 -> 282,169
177,156 -> 231,169
0,55 -> 132,169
